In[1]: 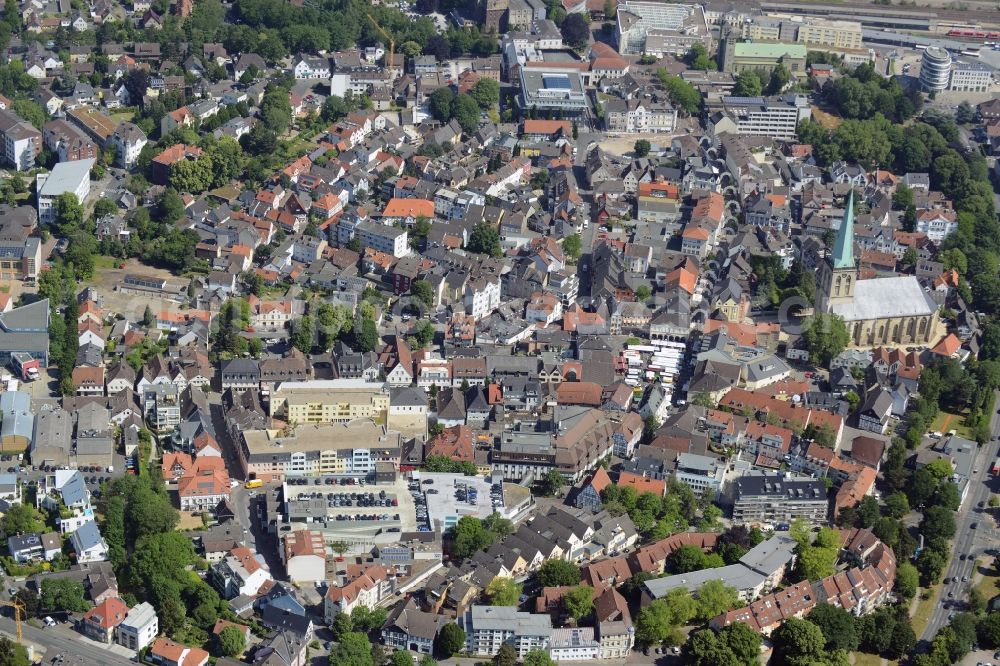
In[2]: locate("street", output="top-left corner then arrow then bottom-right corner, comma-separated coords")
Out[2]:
0,615 -> 136,666
920,392 -> 1000,641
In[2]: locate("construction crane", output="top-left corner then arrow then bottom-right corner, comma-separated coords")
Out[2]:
366,14 -> 395,76
0,597 -> 25,644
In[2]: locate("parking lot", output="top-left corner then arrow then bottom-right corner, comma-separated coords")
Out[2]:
283,476 -> 420,538
413,473 -> 521,532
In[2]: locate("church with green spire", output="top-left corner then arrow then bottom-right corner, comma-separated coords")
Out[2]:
816,190 -> 944,348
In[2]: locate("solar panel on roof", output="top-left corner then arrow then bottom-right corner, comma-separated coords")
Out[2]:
543,74 -> 571,89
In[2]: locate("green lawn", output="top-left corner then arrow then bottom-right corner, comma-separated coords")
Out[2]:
911,584 -> 941,638
851,652 -> 888,666
93,255 -> 121,270
974,567 -> 1000,601
929,410 -> 974,439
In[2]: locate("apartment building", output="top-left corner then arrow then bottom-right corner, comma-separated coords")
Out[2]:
0,108 -> 41,171
604,97 -> 677,134
108,122 -> 148,169
268,380 -> 390,424
42,119 -> 97,163
237,420 -> 403,480
36,159 -> 93,224
460,606 -> 553,658
356,219 -> 409,257
116,602 -> 159,652
708,95 -> 811,140
209,546 -> 272,599
729,472 -> 827,523
142,383 -> 181,431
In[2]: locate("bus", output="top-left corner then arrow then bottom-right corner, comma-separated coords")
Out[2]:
245,479 -> 263,489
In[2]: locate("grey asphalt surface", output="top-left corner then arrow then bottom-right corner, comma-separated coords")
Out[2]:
921,392 -> 1000,641
0,615 -> 136,665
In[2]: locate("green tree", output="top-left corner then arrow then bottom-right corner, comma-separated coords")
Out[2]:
331,612 -> 354,639
920,505 -> 956,542
772,617 -> 828,665
562,585 -> 594,621
916,547 -> 947,585
0,637 -> 29,666
512,650 -> 552,666
411,279 -> 434,308
2,503 -> 44,535
806,604 -> 858,652
291,314 -> 315,353
328,632 -> 373,666
40,578 -> 89,613
353,317 -> 380,352
540,469 -> 564,496
470,78 -> 500,109
559,13 -> 590,48
451,93 -> 482,134
802,313 -> 849,366
54,192 -> 84,236
493,643 -> 517,666
562,234 -> 582,262
636,599 -> 682,645
694,579 -> 739,622
428,87 -> 455,123
634,139 -> 651,157
485,576 -> 522,606
667,544 -> 707,574
93,198 -> 118,220
390,652 -> 414,666
684,624 -> 761,666
978,612 -> 1000,648
654,71 -> 701,115
537,559 -> 581,587
635,285 -> 652,301
467,222 -> 501,257
156,189 -> 185,224
449,515 -> 497,559
218,625 -> 246,657
435,623 -> 465,657
885,492 -> 909,519
733,70 -> 763,96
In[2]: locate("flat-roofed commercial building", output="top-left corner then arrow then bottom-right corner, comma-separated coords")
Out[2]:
518,68 -> 589,118
268,379 -> 390,424
615,2 -> 711,56
708,95 -> 811,140
949,60 -> 993,92
237,420 -> 402,480
743,16 -> 862,49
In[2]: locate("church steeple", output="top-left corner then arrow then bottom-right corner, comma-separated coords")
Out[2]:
831,190 -> 856,269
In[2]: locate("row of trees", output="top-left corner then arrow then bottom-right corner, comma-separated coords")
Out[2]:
636,581 -> 742,645
686,604 -> 915,666
600,478 -> 705,538
447,513 -> 514,559
427,79 -> 500,135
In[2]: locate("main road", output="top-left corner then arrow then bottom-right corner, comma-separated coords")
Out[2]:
920,392 -> 1000,641
0,615 -> 136,665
